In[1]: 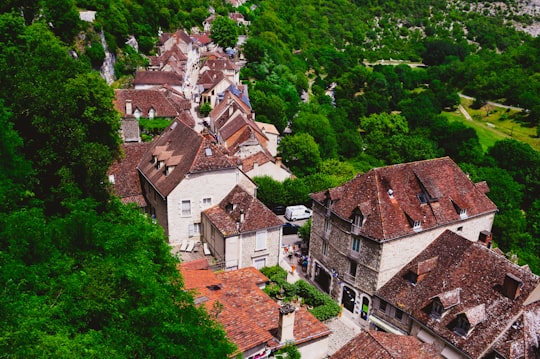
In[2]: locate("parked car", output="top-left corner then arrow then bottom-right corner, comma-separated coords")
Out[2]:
282,222 -> 300,235
272,205 -> 286,215
284,205 -> 312,221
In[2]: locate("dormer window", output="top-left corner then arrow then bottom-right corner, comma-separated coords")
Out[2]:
451,199 -> 468,219
149,108 -> 155,119
417,192 -> 428,204
431,299 -> 444,319
405,211 -> 422,232
454,315 -> 471,337
134,108 -> 141,119
165,165 -> 175,176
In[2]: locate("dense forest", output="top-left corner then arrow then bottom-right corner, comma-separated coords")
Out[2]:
1,0 -> 540,356
0,1 -> 236,357
240,0 -> 540,272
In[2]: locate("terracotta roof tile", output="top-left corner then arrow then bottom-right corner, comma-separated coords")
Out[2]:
311,157 -> 497,242
331,331 -> 441,359
203,185 -> 283,236
180,267 -> 330,355
114,89 -> 180,118
137,119 -> 237,197
375,230 -> 540,358
134,71 -> 183,86
107,142 -> 151,206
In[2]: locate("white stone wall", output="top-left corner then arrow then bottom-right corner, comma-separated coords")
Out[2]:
167,168 -> 255,244
238,227 -> 282,269
297,336 -> 329,359
245,162 -> 291,182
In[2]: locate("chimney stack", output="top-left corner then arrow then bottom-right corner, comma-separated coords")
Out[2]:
276,157 -> 282,167
278,303 -> 296,343
125,99 -> 133,115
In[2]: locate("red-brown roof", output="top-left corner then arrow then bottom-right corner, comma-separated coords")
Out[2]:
203,185 -> 283,236
311,157 -> 498,242
114,89 -> 180,118
137,119 -> 237,197
179,267 -> 330,356
240,151 -> 275,173
331,331 -> 441,359
375,230 -> 540,358
134,71 -> 183,86
107,142 -> 151,206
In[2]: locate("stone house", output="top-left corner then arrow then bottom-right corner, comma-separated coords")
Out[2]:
114,87 -> 193,142
180,265 -> 331,359
133,71 -> 184,93
239,151 -> 291,183
107,142 -> 150,208
137,118 -> 256,245
201,185 -> 283,270
371,230 -> 540,359
307,157 -> 498,326
147,45 -> 188,74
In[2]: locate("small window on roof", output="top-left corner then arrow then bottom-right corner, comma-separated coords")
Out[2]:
454,315 -> 470,337
431,299 -> 444,319
205,148 -> 213,156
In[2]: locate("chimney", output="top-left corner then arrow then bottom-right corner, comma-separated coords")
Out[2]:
125,100 -> 133,115
478,231 -> 493,248
278,303 -> 296,343
276,157 -> 282,167
503,273 -> 523,300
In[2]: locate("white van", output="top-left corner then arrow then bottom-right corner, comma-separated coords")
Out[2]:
284,205 -> 312,221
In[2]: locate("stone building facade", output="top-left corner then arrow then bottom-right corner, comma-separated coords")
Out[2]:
307,157 -> 498,326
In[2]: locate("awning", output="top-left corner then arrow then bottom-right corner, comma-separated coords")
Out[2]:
368,316 -> 407,335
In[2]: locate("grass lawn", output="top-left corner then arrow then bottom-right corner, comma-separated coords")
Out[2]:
443,98 -> 540,152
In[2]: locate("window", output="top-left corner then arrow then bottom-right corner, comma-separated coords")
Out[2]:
256,230 -> 267,250
189,223 -> 201,237
181,200 -> 191,216
395,308 -> 403,320
454,316 -> 470,337
254,257 -> 266,270
457,226 -> 463,232
431,300 -> 443,319
202,197 -> 212,208
322,240 -> 329,256
349,261 -> 357,277
379,300 -> 387,312
352,238 -> 360,252
324,218 -> 330,233
353,213 -> 363,227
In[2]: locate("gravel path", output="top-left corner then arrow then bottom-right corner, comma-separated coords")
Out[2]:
324,317 -> 362,357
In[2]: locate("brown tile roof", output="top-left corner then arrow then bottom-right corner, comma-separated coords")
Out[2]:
240,151 -> 275,172
330,331 -> 441,359
114,89 -> 180,118
197,70 -> 227,90
203,57 -> 237,72
137,119 -> 237,197
134,71 -> 183,86
149,45 -> 187,68
311,157 -> 498,242
192,33 -> 211,45
107,142 -> 151,206
203,185 -> 283,236
375,230 -> 540,359
179,267 -> 330,356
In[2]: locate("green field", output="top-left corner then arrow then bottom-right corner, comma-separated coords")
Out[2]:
443,99 -> 540,152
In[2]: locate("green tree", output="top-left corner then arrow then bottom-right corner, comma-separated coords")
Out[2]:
0,200 -> 236,358
199,102 -> 212,117
253,175 -> 287,208
210,16 -> 238,49
278,133 -> 322,177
